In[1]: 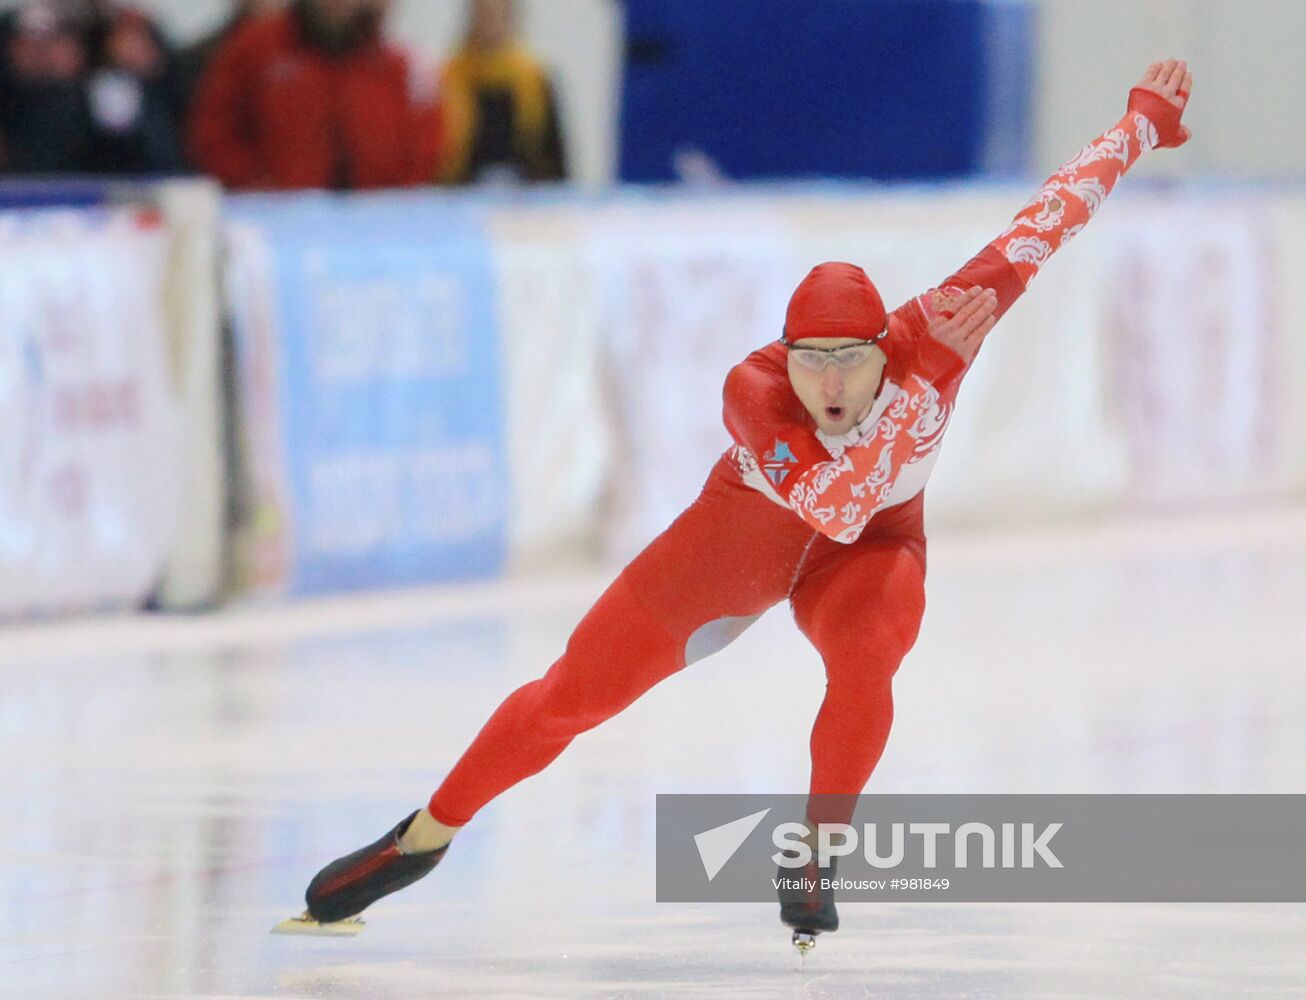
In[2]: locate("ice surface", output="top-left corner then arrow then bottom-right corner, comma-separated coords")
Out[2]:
3,510 -> 1306,999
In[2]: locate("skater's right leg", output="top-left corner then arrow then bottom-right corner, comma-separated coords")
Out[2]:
397,808 -> 460,852
427,458 -> 816,828
301,460 -> 812,923
425,570 -> 695,826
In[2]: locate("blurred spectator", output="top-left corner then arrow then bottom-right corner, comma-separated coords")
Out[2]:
438,0 -> 567,185
178,0 -> 283,106
77,1 -> 188,173
0,1 -> 186,175
188,0 -> 439,191
0,3 -> 91,173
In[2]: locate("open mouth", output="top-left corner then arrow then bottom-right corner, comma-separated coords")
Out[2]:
825,406 -> 845,421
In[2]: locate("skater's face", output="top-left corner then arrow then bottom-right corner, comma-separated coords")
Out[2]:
787,337 -> 887,436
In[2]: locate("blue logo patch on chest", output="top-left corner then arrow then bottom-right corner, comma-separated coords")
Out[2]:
762,438 -> 798,486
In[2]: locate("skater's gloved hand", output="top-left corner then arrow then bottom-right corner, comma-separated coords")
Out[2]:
1128,58 -> 1194,149
925,286 -> 998,366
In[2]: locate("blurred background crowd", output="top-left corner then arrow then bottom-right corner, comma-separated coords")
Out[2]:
2,0 -> 1306,618
6,0 -> 1306,191
0,0 -> 568,186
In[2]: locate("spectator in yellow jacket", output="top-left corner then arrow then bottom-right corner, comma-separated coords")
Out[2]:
439,0 -> 567,185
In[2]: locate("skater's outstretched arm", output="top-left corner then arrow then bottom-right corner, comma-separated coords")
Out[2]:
726,62 -> 1192,543
910,59 -> 1194,332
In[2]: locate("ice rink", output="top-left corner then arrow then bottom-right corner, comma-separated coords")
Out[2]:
3,508 -> 1306,1000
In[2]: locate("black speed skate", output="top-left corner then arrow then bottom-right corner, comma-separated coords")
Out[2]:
777,850 -> 839,958
303,810 -> 449,924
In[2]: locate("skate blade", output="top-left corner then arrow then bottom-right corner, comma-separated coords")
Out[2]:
271,912 -> 365,936
792,930 -> 816,969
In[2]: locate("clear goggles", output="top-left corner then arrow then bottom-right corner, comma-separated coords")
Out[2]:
782,333 -> 885,371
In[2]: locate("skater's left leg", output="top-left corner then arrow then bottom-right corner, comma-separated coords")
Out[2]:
789,536 -> 927,829
777,537 -> 926,937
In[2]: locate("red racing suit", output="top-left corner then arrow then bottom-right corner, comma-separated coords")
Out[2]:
427,91 -> 1181,829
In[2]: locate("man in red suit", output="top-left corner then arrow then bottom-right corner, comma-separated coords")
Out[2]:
296,60 -> 1194,940
188,0 -> 438,190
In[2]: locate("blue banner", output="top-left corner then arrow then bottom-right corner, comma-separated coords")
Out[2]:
226,194 -> 508,595
0,180 -> 113,209
620,0 -> 1033,183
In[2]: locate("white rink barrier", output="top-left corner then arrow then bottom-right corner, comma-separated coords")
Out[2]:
485,185 -> 1305,562
154,181 -> 228,610
224,184 -> 1304,582
0,206 -> 185,618
5,182 -> 1302,618
0,181 -> 228,621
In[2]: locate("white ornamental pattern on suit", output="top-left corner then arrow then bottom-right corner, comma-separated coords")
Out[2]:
730,373 -> 951,527
1002,108 -> 1153,279
782,375 -> 954,543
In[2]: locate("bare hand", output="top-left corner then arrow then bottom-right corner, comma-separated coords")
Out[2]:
1133,58 -> 1193,146
1137,58 -> 1192,109
927,287 -> 997,365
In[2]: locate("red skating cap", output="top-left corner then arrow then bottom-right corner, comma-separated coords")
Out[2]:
784,262 -> 886,343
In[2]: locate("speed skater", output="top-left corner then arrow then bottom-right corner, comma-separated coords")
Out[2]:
285,59 -> 1195,948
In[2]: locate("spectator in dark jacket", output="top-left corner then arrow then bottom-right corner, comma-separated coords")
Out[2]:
0,3 -> 91,174
0,1 -> 185,176
188,0 -> 440,191
77,1 -> 188,174
438,0 -> 568,185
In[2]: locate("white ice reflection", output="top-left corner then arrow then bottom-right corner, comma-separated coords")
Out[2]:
3,512 -> 1306,998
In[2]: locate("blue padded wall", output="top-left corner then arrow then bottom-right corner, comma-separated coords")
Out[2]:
619,0 -> 1033,183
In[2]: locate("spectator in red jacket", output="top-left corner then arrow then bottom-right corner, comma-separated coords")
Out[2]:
179,0 -> 284,107
187,0 -> 438,190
